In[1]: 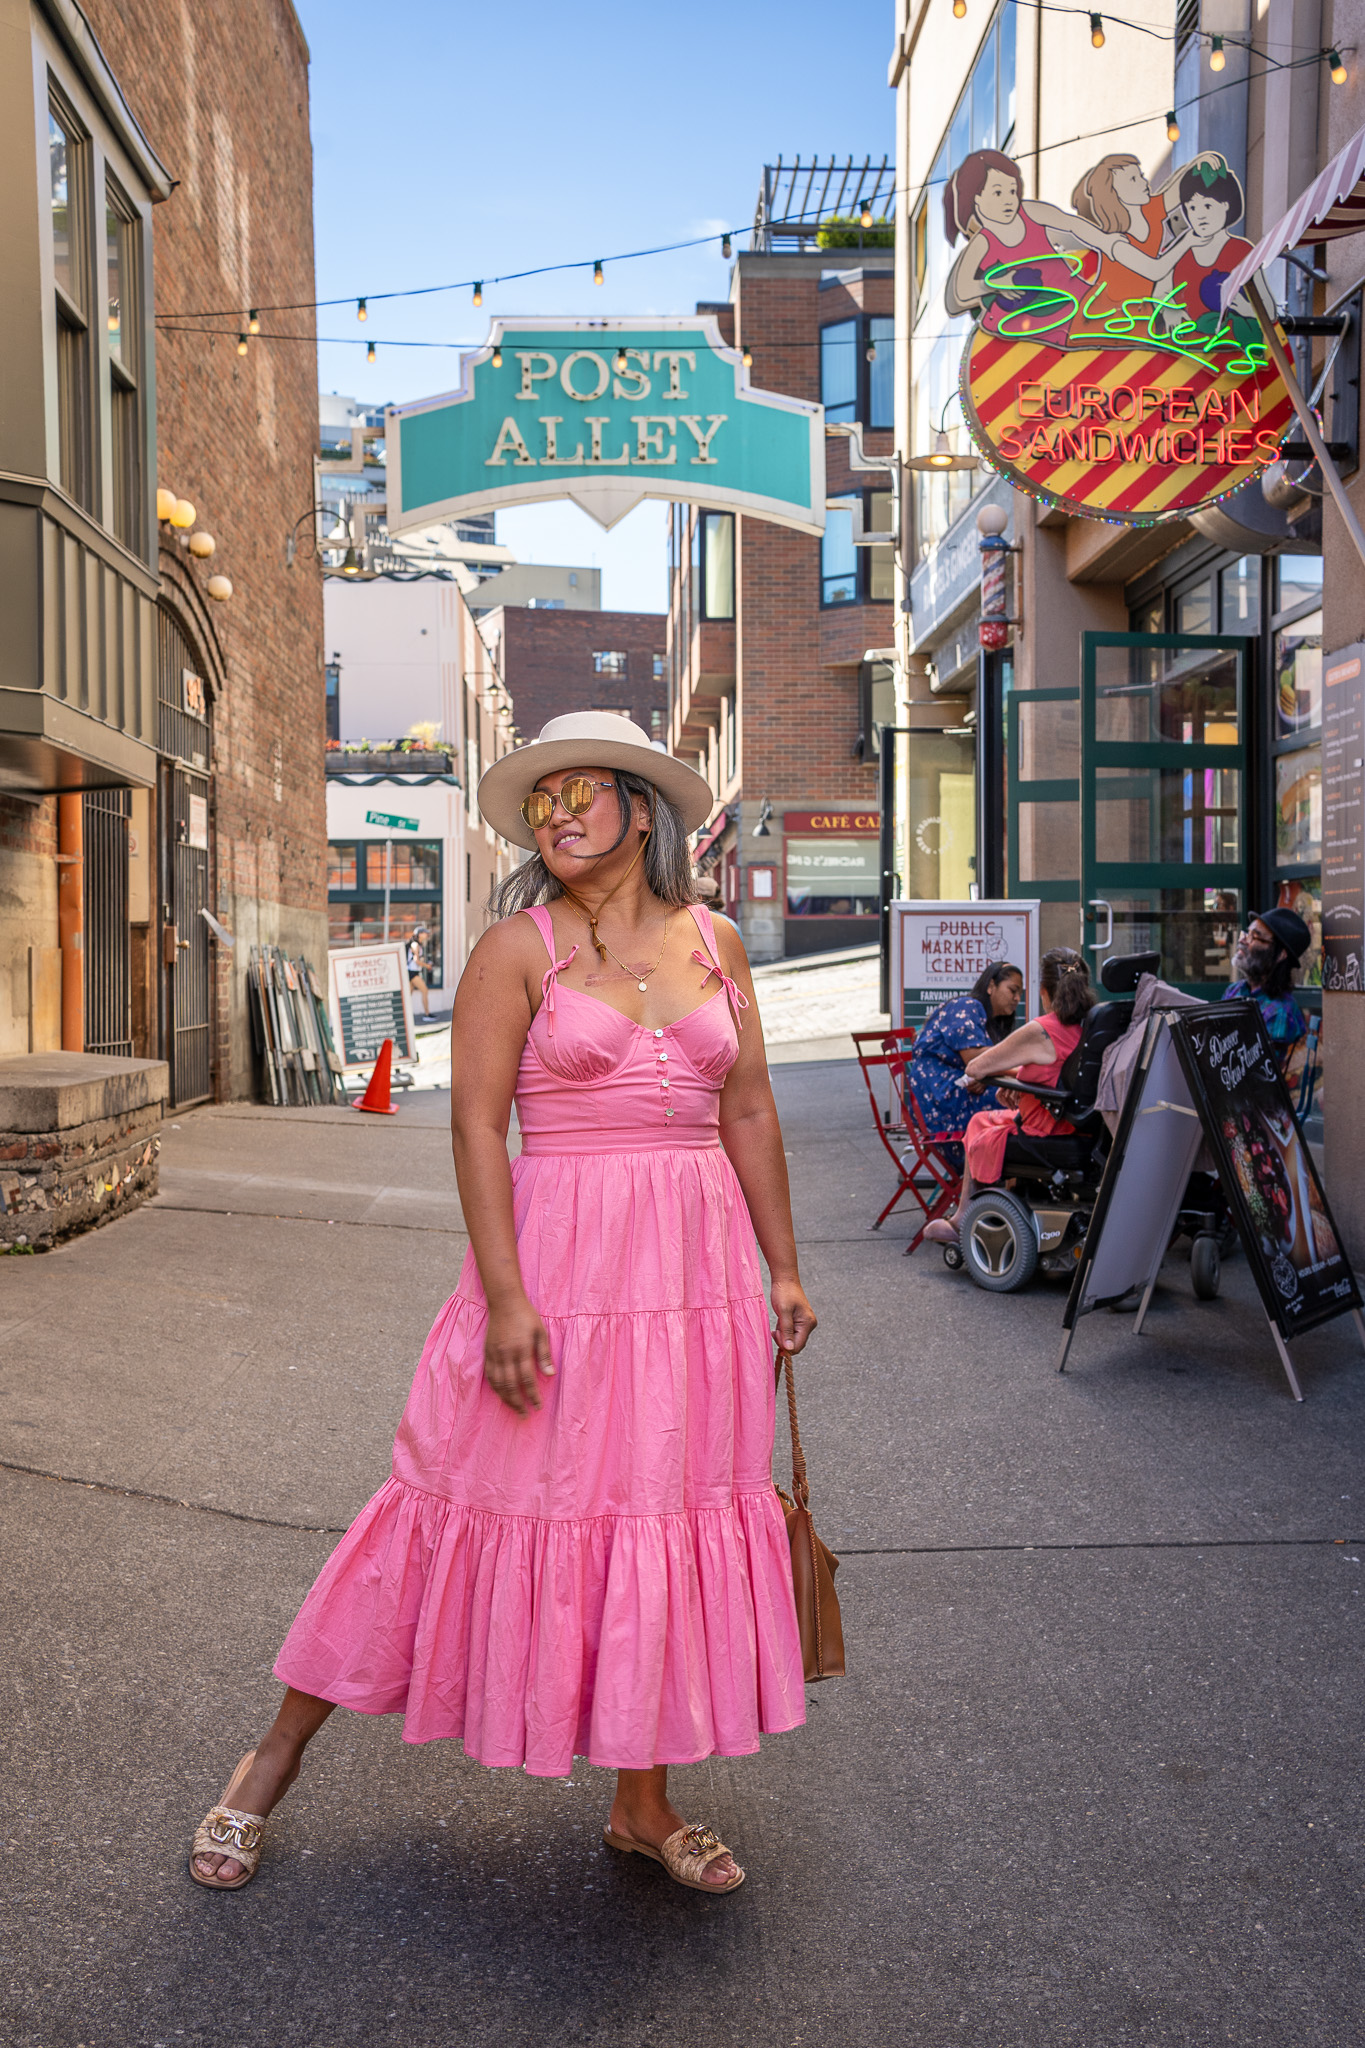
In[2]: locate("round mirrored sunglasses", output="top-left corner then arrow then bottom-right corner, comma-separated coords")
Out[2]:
520,777 -> 615,830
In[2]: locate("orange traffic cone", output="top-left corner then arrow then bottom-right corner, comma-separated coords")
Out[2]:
355,1038 -> 398,1114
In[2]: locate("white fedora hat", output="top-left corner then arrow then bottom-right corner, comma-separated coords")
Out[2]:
478,711 -> 715,853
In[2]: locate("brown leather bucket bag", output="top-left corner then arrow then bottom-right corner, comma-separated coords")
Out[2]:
774,1347 -> 846,1682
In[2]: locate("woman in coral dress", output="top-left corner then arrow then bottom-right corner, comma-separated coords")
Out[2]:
190,713 -> 816,1898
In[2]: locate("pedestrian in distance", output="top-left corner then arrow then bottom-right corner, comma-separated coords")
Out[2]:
407,923 -> 431,1017
190,712 -> 817,1897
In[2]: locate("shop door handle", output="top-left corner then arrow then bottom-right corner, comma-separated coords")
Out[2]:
1085,899 -> 1113,953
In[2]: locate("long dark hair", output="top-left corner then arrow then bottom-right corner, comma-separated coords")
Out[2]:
490,770 -> 698,918
1041,946 -> 1095,1026
970,959 -> 1024,1042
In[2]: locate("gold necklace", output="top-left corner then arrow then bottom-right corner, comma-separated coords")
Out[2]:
558,830 -> 651,964
595,911 -> 670,993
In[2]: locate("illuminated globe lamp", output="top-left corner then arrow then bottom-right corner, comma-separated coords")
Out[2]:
156,487 -> 178,523
188,532 -> 216,559
170,498 -> 196,529
906,428 -> 978,472
206,575 -> 232,602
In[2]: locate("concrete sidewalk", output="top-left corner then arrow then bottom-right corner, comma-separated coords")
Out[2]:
3,1069 -> 1364,2046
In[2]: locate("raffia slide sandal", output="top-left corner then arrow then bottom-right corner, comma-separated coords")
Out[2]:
603,1820 -> 745,1893
189,1751 -> 268,1891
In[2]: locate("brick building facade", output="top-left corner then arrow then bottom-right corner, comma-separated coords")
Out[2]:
668,245 -> 895,960
479,606 -> 668,742
0,0 -> 325,1107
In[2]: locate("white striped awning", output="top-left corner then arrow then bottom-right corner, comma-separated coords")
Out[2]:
1222,120 -> 1365,308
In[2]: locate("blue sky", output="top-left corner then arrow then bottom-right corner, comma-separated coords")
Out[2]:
297,0 -> 895,610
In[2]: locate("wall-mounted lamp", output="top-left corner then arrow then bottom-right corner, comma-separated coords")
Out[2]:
906,430 -> 978,472
206,575 -> 232,602
170,498 -> 197,528
188,532 -> 216,559
751,798 -> 773,839
156,488 -> 178,523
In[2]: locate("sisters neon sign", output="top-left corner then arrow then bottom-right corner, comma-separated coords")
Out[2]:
944,146 -> 1290,523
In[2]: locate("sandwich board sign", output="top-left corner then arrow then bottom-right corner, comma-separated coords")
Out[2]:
385,316 -> 825,537
327,942 -> 416,1069
889,898 -> 1040,1029
1059,1004 -> 1363,1399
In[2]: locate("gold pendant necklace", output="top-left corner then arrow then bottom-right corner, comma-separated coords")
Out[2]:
596,912 -> 670,992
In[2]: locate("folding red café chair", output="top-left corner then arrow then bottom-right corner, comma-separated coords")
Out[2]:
851,1029 -> 964,1252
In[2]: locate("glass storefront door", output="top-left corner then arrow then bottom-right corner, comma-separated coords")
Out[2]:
1080,633 -> 1247,994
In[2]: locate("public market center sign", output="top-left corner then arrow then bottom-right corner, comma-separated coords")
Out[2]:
944,144 -> 1293,522
386,316 -> 825,536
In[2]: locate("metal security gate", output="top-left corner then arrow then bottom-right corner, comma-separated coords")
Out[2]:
82,788 -> 132,1056
157,606 -> 214,1106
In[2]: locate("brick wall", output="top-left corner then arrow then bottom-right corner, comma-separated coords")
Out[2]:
84,0 -> 327,1098
487,608 -> 668,739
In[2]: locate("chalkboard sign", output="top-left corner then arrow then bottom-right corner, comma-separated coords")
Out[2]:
1322,642 -> 1365,992
1171,1002 -> 1360,1342
327,943 -> 416,1067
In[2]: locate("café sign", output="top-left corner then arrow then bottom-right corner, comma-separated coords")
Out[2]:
945,144 -> 1292,522
386,316 -> 825,536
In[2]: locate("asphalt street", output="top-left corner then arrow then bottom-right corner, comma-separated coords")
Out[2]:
3,1063 -> 1364,2047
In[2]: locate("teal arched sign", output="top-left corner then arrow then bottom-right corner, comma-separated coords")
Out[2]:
385,316 -> 825,536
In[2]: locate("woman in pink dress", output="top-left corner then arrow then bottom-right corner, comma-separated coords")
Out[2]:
189,713 -> 816,1898
923,949 -> 1095,1245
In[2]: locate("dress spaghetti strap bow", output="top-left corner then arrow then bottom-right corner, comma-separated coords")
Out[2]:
524,905 -> 578,1036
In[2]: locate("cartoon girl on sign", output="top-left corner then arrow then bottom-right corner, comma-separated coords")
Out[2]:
1171,158 -> 1258,346
944,149 -> 1123,341
1068,151 -> 1204,327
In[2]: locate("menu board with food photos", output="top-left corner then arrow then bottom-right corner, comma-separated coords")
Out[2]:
1171,1002 -> 1360,1342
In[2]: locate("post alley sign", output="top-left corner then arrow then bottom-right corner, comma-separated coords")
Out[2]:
385,317 -> 825,536
944,145 -> 1293,522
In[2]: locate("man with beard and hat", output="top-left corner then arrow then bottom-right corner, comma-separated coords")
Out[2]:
1223,907 -> 1311,1056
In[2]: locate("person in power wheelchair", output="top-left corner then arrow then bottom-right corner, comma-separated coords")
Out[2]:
924,947 -> 1148,1292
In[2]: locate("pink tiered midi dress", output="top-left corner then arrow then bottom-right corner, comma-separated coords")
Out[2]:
274,903 -> 807,1777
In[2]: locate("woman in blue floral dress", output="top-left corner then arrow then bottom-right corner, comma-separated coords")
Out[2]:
907,961 -> 1024,1166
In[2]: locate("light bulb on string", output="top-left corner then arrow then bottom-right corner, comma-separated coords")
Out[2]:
492,343 -> 503,367
860,198 -> 873,228
1090,14 -> 1104,47
952,0 -> 966,16
367,340 -> 376,363
1330,48 -> 1347,83
1209,34 -> 1225,69
593,259 -> 604,286
721,233 -> 732,258
615,346 -> 628,374
741,344 -> 752,368
237,333 -> 248,355
357,298 -> 367,322
248,308 -> 260,334
472,282 -> 482,306
866,341 -> 877,361
1166,110 -> 1180,141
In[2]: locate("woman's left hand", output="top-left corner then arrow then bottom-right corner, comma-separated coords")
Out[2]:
771,1278 -> 817,1356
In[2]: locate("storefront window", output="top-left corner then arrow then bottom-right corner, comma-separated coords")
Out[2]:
1109,891 -> 1241,983
1219,557 -> 1261,632
785,837 -> 880,916
1173,578 -> 1214,636
821,499 -> 858,605
327,841 -> 357,890
1275,610 -> 1323,736
1270,558 -> 1323,986
905,730 -> 977,898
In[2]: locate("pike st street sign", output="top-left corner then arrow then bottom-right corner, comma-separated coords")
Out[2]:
366,809 -> 419,832
385,316 -> 825,537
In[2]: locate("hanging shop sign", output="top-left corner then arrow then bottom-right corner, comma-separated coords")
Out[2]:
386,317 -> 825,537
888,898 -> 1040,1030
1322,643 -> 1365,992
946,147 -> 1293,523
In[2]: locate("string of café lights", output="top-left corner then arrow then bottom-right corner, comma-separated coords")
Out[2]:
154,26 -> 1351,365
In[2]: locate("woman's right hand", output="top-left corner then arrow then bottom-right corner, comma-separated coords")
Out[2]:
482,1298 -> 554,1415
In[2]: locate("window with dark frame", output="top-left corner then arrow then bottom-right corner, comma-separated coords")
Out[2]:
327,839 -> 445,978
49,96 -> 92,511
1270,557 -> 1324,982
105,175 -> 142,553
820,316 -> 895,429
820,491 -> 894,607
592,650 -> 627,675
701,512 -> 734,619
